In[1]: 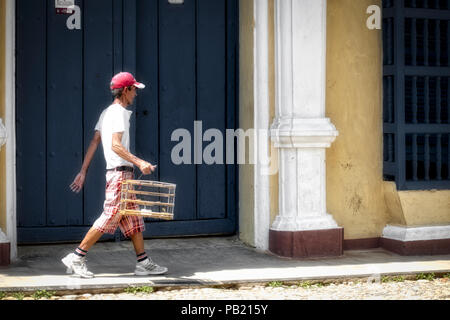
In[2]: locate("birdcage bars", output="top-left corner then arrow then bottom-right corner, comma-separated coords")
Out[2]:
119,180 -> 176,220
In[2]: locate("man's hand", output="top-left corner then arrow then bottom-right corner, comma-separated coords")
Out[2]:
69,131 -> 101,194
138,161 -> 157,175
70,172 -> 86,193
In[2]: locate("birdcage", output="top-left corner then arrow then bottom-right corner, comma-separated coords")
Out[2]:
119,180 -> 176,220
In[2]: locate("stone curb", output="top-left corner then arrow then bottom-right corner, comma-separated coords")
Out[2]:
1,270 -> 448,296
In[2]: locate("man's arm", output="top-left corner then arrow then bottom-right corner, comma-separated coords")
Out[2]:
70,131 -> 102,193
111,132 -> 156,175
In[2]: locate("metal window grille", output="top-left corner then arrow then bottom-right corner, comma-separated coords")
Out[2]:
383,0 -> 450,190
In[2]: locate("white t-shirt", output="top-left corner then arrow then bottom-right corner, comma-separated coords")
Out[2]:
95,103 -> 133,170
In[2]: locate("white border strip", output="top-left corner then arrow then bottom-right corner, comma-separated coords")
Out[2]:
5,0 -> 17,261
382,225 -> 450,242
253,0 -> 271,251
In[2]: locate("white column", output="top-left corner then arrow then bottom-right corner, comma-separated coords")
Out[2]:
5,0 -> 17,261
253,0 -> 271,251
270,0 -> 339,232
0,119 -> 7,247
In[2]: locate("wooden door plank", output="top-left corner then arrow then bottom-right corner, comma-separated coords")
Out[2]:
158,0 -> 197,221
196,0 -> 227,220
16,0 -> 48,228
46,0 -> 83,226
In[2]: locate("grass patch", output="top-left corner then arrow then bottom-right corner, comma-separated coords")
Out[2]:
443,273 -> 450,279
314,282 -> 326,288
12,292 -> 25,300
297,281 -> 329,289
32,290 -> 56,300
381,275 -> 406,283
416,273 -> 435,281
124,286 -> 154,294
299,281 -> 313,289
266,281 -> 284,288
0,292 -> 6,300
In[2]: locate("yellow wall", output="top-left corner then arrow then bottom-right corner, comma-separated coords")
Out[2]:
397,190 -> 450,226
0,0 -> 7,233
384,182 -> 450,226
238,0 -> 255,246
326,0 -> 449,239
326,0 -> 390,239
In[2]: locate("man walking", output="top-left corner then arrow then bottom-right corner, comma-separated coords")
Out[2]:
62,72 -> 168,278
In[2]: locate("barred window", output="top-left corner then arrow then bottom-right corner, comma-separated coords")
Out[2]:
382,0 -> 450,190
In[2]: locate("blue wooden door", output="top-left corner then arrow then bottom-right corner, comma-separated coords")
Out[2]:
135,0 -> 238,238
16,0 -> 237,243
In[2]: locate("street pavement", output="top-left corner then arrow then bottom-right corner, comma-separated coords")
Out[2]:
0,236 -> 449,294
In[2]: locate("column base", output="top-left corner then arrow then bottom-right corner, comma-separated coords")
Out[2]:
269,227 -> 344,259
381,225 -> 450,255
0,242 -> 10,266
380,238 -> 450,256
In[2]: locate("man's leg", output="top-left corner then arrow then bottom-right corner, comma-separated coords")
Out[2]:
130,231 -> 145,255
130,232 -> 149,263
128,231 -> 167,275
122,171 -> 167,275
79,227 -> 104,252
63,170 -> 120,277
61,227 -> 103,279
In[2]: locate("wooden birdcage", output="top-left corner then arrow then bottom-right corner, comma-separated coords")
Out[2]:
119,180 -> 176,220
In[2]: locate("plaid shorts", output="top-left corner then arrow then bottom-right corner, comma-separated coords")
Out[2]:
92,170 -> 145,238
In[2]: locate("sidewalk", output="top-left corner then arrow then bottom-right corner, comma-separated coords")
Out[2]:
0,236 -> 449,293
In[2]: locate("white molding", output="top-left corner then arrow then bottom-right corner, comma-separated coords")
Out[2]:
271,117 -> 338,148
253,0 -> 271,251
5,0 -> 17,261
272,213 -> 338,232
0,229 -> 8,243
382,225 -> 450,242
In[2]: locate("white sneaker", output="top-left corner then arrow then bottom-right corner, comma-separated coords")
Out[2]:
61,253 -> 94,279
135,258 -> 168,276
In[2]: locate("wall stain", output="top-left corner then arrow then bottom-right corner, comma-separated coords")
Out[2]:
340,162 -> 353,170
348,193 -> 363,215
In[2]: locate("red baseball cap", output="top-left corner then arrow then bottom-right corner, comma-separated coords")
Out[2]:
110,72 -> 146,90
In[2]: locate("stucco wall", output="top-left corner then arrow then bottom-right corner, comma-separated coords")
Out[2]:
0,0 -> 7,233
326,0 -> 449,239
384,181 -> 450,226
326,0 -> 390,239
239,0 -> 255,246
397,190 -> 450,226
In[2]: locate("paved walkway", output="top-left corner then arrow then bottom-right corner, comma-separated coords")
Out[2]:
0,236 -> 449,293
